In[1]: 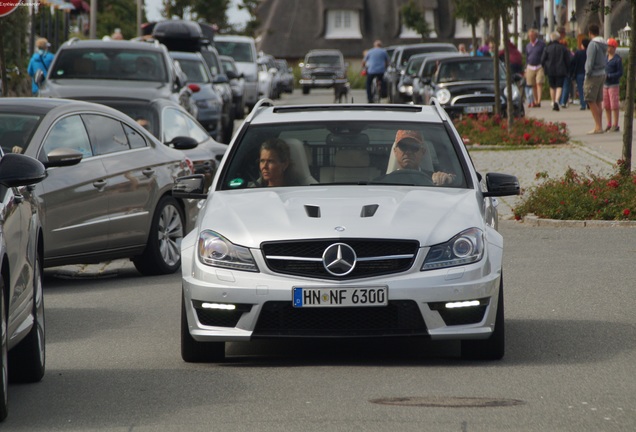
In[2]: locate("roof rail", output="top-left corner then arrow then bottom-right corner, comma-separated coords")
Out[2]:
271,104 -> 422,114
243,98 -> 275,123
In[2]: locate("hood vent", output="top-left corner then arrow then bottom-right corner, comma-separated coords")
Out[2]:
304,205 -> 321,218
360,204 -> 379,218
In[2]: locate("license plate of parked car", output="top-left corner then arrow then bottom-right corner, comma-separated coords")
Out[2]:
464,105 -> 493,114
293,287 -> 388,308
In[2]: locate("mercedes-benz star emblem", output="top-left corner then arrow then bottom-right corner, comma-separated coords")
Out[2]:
322,243 -> 357,276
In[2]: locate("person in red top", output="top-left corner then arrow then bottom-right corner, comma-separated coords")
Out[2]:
498,40 -> 523,75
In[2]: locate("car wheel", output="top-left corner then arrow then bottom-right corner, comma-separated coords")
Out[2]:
461,276 -> 505,360
0,278 -> 8,422
8,251 -> 45,384
302,86 -> 310,95
133,196 -> 184,276
181,294 -> 225,363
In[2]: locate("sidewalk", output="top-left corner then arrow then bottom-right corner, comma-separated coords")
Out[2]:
470,99 -> 628,219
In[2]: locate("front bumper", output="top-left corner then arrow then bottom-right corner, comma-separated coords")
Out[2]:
299,78 -> 348,88
181,241 -> 503,342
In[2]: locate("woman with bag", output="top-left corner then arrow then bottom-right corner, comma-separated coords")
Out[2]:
28,38 -> 54,96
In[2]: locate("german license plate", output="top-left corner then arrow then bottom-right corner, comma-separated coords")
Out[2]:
464,105 -> 493,114
293,286 -> 388,308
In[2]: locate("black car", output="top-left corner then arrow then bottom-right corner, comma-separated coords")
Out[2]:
0,149 -> 74,421
385,43 -> 458,103
412,53 -> 464,105
421,56 -> 524,118
299,49 -> 347,95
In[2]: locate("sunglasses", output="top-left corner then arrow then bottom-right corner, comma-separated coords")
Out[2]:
397,141 -> 423,153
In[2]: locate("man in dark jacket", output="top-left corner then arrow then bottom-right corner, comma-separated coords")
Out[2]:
541,31 -> 571,111
571,38 -> 589,110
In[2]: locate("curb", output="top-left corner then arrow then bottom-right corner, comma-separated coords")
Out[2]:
521,215 -> 636,228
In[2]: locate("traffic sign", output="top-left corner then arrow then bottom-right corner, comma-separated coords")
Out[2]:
0,0 -> 21,18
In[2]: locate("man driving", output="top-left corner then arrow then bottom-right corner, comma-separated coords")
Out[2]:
392,129 -> 456,185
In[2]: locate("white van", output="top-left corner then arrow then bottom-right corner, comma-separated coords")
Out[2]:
214,35 -> 259,110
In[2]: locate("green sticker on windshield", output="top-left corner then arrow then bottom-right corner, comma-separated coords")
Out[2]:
229,178 -> 245,188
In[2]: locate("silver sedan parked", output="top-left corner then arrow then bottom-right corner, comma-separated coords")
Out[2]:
1,98 -> 198,275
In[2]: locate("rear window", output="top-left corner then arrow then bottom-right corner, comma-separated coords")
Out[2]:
51,48 -> 169,82
215,41 -> 255,63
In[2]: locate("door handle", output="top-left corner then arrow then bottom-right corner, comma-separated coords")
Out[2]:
142,168 -> 155,177
93,179 -> 106,190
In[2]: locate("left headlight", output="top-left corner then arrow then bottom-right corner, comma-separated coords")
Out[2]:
435,88 -> 451,105
198,230 -> 258,272
422,228 -> 485,271
503,85 -> 520,101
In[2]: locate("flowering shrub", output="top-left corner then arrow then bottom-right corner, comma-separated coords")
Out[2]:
513,162 -> 636,221
454,113 -> 569,146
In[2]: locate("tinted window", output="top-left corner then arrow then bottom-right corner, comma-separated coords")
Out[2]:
0,114 -> 42,155
82,114 -> 129,155
42,115 -> 93,158
175,58 -> 211,83
162,107 -> 210,143
215,41 -> 254,62
124,124 -> 147,149
52,48 -> 169,82
99,102 -> 160,139
305,55 -> 341,65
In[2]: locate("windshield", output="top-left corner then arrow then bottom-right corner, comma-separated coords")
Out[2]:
51,49 -> 169,82
0,113 -> 42,155
436,60 -> 505,83
219,121 -> 466,190
305,55 -> 341,66
215,41 -> 254,62
175,58 -> 211,83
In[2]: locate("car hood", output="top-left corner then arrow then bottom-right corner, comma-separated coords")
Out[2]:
41,79 -> 173,100
200,186 -> 485,248
441,81 -> 499,93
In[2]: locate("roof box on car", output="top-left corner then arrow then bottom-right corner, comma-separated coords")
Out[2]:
152,20 -> 207,52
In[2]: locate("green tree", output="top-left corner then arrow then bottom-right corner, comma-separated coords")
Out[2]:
192,0 -> 230,30
162,0 -> 194,19
236,0 -> 260,35
1,7 -> 32,96
401,0 -> 432,41
452,0 -> 481,55
98,0 -> 145,39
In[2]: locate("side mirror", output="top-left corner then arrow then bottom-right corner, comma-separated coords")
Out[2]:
173,174 -> 208,199
167,136 -> 198,150
225,70 -> 237,80
44,148 -> 83,168
0,153 -> 46,187
214,74 -> 229,84
483,173 -> 520,197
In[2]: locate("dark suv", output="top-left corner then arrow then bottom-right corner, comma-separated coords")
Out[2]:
299,49 -> 347,95
36,38 -> 196,115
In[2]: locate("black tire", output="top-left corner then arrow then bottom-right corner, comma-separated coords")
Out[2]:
8,251 -> 45,384
302,86 -> 310,95
0,278 -> 8,422
133,196 -> 185,276
461,277 -> 505,360
181,294 -> 225,363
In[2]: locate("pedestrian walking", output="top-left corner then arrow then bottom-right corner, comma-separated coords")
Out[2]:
602,38 -> 623,132
571,38 -> 589,110
583,24 -> 607,134
541,31 -> 571,111
557,27 -> 574,107
525,28 -> 546,108
27,37 -> 54,96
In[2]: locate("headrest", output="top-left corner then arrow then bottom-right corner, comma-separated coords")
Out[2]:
335,149 -> 370,167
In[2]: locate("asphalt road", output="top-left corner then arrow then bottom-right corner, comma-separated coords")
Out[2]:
5,90 -> 635,431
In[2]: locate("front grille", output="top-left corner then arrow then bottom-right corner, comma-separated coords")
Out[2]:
253,300 -> 427,337
454,95 -> 495,104
195,308 -> 244,327
311,72 -> 337,79
262,239 -> 419,280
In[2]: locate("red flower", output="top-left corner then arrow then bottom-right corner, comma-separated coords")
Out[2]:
523,133 -> 531,141
607,180 -> 620,188
624,209 -> 631,217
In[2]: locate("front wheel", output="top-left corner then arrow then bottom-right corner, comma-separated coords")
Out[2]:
181,294 -> 225,363
8,251 -> 45,384
133,196 -> 185,276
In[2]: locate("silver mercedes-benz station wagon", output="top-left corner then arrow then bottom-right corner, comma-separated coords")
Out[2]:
174,100 -> 520,362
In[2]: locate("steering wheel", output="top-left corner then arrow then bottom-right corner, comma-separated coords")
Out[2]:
380,169 -> 434,186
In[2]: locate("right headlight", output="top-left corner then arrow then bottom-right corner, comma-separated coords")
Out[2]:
435,88 -> 451,105
198,230 -> 258,272
421,228 -> 485,271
